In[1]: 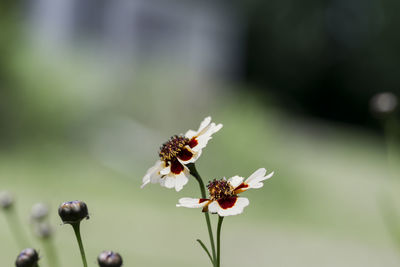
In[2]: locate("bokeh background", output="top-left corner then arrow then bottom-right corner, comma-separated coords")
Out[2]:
1,0 -> 400,266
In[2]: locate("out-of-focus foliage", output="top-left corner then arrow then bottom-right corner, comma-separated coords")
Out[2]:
240,0 -> 400,128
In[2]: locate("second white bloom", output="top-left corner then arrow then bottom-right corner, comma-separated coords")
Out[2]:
177,168 -> 274,216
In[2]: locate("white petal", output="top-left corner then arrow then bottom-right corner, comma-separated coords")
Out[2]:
244,168 -> 274,189
228,176 -> 244,188
141,177 -> 151,189
174,167 -> 190,191
207,201 -> 220,214
191,123 -> 223,152
176,198 -> 209,208
190,150 -> 202,162
198,116 -> 212,132
141,160 -> 164,189
184,117 -> 222,141
198,122 -> 223,139
185,129 -> 197,139
160,175 -> 176,189
157,165 -> 190,191
184,117 -> 211,139
209,197 -> 249,217
160,165 -> 171,175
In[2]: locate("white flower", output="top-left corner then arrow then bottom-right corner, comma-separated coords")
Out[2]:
176,168 -> 274,216
141,117 -> 223,191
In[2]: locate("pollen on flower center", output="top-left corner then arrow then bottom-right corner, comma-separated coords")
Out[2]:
159,135 -> 190,161
207,179 -> 235,200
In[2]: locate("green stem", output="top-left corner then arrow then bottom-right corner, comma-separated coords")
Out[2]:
381,114 -> 400,251
4,208 -> 29,249
72,223 -> 88,267
378,194 -> 400,252
216,216 -> 224,267
383,118 -> 399,179
196,239 -> 214,264
189,164 -> 207,197
188,163 -> 217,267
41,237 -> 60,267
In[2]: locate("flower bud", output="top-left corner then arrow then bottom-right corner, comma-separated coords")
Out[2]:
370,92 -> 398,118
98,251 -> 123,267
0,191 -> 13,210
58,201 -> 89,224
34,222 -> 53,239
15,248 -> 39,267
31,203 -> 49,222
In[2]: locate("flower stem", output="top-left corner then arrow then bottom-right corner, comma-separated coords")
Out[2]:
188,163 -> 217,266
72,223 -> 88,267
383,117 -> 399,179
188,163 -> 208,198
204,212 -> 217,267
216,216 -> 224,267
196,239 -> 214,264
41,237 -> 60,267
380,117 -> 400,250
3,208 -> 29,249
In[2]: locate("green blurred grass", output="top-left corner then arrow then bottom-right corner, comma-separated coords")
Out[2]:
1,99 -> 400,266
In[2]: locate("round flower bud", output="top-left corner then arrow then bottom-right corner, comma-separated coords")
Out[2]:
58,201 -> 89,224
31,203 -> 49,222
98,251 -> 123,267
370,92 -> 398,118
15,248 -> 39,267
0,191 -> 13,210
34,222 -> 53,239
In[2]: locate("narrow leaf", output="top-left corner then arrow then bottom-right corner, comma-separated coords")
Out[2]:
196,239 -> 214,264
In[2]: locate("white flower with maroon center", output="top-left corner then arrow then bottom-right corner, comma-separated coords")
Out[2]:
177,168 -> 274,216
141,117 -> 223,191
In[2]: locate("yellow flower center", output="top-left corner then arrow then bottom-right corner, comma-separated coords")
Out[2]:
207,179 -> 235,200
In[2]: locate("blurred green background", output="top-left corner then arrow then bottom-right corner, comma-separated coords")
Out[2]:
1,0 -> 400,266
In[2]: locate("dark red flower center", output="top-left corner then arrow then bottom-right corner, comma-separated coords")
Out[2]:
159,135 -> 190,161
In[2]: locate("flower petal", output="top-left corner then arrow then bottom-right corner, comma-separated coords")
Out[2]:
184,116 -> 211,139
244,168 -> 274,190
185,130 -> 197,139
160,175 -> 176,189
185,116 -> 222,140
177,147 -> 194,164
160,165 -> 171,175
228,175 -> 244,188
208,197 -> 249,216
141,160 -> 164,189
157,165 -> 190,192
170,160 -> 184,175
174,167 -> 190,191
191,123 -> 223,152
176,198 -> 210,208
198,116 -> 212,133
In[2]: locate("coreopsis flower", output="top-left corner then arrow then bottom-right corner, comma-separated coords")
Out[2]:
15,248 -> 39,267
98,251 -> 123,267
58,201 -> 89,224
177,168 -> 274,216
141,116 -> 223,191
